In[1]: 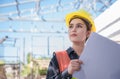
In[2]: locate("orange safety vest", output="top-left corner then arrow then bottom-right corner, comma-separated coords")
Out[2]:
55,50 -> 70,73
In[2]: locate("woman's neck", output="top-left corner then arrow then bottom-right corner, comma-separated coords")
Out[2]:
72,42 -> 85,56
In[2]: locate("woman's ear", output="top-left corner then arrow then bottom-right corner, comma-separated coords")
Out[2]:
86,31 -> 91,38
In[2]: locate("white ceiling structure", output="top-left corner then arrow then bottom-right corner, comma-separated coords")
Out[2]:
0,0 -> 116,22
95,0 -> 120,43
0,0 -> 116,21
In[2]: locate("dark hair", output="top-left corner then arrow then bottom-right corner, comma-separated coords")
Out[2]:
69,15 -> 92,31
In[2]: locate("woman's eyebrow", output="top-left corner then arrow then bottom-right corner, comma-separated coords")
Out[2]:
69,23 -> 73,25
77,23 -> 84,25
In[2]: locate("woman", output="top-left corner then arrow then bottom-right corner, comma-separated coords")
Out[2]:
46,9 -> 96,79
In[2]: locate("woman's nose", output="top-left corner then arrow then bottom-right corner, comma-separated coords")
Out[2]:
72,26 -> 76,32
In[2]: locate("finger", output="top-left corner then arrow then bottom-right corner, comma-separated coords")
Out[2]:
72,59 -> 83,64
78,60 -> 83,64
72,65 -> 81,71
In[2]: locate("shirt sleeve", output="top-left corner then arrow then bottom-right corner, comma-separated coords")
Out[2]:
46,53 -> 72,79
61,68 -> 72,78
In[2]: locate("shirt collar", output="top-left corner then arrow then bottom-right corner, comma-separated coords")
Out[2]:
67,47 -> 75,55
66,47 -> 79,59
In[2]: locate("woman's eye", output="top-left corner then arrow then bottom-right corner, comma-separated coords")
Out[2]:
69,25 -> 73,28
77,24 -> 82,28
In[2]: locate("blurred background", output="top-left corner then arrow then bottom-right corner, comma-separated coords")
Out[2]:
0,0 -> 120,79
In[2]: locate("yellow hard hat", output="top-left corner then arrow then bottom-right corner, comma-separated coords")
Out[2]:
65,9 -> 96,32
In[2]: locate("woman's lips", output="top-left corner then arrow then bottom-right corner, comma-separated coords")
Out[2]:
71,34 -> 77,37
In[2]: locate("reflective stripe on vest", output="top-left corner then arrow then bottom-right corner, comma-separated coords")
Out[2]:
55,50 -> 70,73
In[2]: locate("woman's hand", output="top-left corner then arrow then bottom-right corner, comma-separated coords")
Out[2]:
68,59 -> 83,75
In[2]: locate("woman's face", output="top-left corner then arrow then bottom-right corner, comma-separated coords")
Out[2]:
68,18 -> 90,43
